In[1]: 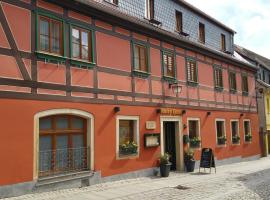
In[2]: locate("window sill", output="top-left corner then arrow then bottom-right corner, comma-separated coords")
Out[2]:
163,76 -> 176,83
230,89 -> 237,94
215,86 -> 224,92
70,58 -> 95,69
242,91 -> 249,96
216,144 -> 226,148
244,141 -> 252,144
117,154 -> 139,160
231,143 -> 240,146
36,51 -> 66,63
132,70 -> 150,78
187,81 -> 199,87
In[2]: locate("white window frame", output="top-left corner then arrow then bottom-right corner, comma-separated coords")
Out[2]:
116,115 -> 140,160
187,118 -> 201,149
230,119 -> 240,145
243,119 -> 252,143
215,119 -> 226,146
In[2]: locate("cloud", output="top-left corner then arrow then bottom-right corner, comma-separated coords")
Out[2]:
185,0 -> 270,59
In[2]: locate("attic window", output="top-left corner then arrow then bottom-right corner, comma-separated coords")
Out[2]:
104,0 -> 118,6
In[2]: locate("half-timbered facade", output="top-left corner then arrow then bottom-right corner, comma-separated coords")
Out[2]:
0,0 -> 261,197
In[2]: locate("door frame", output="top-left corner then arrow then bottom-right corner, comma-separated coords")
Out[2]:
160,116 -> 184,171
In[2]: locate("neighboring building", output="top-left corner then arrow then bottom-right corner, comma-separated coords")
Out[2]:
235,45 -> 270,157
0,0 -> 260,197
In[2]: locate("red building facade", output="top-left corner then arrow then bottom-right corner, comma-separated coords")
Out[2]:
0,0 -> 261,197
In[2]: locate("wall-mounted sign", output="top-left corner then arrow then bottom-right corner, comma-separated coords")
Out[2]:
146,121 -> 156,130
159,108 -> 181,115
144,133 -> 160,148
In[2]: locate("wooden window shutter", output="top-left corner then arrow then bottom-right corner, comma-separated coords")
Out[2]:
176,11 -> 182,32
221,34 -> 226,51
199,23 -> 205,43
187,60 -> 197,82
149,0 -> 155,19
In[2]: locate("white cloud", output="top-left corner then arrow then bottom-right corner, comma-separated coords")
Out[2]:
185,0 -> 270,59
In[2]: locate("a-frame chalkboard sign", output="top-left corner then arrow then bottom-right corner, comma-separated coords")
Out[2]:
199,148 -> 216,173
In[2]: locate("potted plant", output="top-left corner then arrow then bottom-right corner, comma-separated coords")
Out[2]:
217,136 -> 227,145
159,153 -> 171,177
184,148 -> 196,172
232,135 -> 240,144
189,137 -> 201,148
245,134 -> 252,142
119,141 -> 138,155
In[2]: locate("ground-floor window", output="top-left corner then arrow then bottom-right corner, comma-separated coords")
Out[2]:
39,115 -> 89,177
231,120 -> 240,144
117,116 -> 139,159
187,118 -> 201,148
216,119 -> 226,145
244,120 -> 252,143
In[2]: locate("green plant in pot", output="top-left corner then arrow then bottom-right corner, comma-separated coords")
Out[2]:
217,135 -> 227,145
189,137 -> 201,148
184,148 -> 195,172
232,135 -> 240,144
245,134 -> 252,142
159,153 -> 171,177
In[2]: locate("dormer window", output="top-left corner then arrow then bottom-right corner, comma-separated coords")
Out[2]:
104,0 -> 118,5
199,22 -> 205,44
175,11 -> 182,33
146,0 -> 154,20
221,34 -> 226,51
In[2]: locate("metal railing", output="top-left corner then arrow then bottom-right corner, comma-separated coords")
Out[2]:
39,147 -> 90,177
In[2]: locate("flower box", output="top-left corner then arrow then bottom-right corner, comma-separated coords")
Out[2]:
232,135 -> 240,144
245,135 -> 252,142
119,141 -> 138,156
217,136 -> 227,145
189,137 -> 201,148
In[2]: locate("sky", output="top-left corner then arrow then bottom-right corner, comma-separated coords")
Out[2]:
185,0 -> 270,59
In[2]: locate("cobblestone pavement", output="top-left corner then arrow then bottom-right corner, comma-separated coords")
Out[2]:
6,157 -> 270,200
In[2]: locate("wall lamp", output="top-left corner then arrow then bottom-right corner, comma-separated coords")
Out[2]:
114,106 -> 121,113
181,110 -> 186,115
169,83 -> 182,94
207,111 -> 211,116
240,113 -> 244,117
156,109 -> 161,114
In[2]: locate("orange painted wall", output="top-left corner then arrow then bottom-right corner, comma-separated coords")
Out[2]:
0,99 -> 260,186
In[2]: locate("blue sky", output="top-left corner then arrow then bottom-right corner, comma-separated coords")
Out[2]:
185,0 -> 270,59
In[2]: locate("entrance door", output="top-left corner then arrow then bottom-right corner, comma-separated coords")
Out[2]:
164,122 -> 176,170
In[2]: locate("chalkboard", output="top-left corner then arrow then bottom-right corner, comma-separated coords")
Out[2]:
199,148 -> 216,173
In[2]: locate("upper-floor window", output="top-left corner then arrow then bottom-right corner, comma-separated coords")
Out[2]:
105,0 -> 118,5
242,75 -> 249,94
221,34 -> 226,51
71,27 -> 93,62
38,16 -> 63,55
186,58 -> 198,84
263,70 -> 265,82
175,11 -> 182,33
163,52 -> 175,78
214,66 -> 223,89
146,0 -> 154,19
133,43 -> 149,73
229,71 -> 237,92
199,22 -> 205,44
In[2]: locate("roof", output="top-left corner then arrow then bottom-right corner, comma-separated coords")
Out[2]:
48,0 -> 257,71
175,0 -> 236,34
234,45 -> 270,71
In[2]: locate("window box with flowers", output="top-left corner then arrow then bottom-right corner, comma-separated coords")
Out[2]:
245,134 -> 252,142
189,137 -> 201,148
232,135 -> 240,144
119,141 -> 138,155
217,136 -> 227,145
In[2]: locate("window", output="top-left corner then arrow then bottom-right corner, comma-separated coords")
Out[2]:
163,52 -> 175,78
263,70 -> 265,81
188,119 -> 201,148
71,27 -> 93,62
214,66 -> 223,89
146,0 -> 154,19
175,11 -> 182,33
216,120 -> 226,146
105,0 -> 118,5
186,58 -> 198,84
242,75 -> 249,94
117,116 -> 139,158
231,120 -> 240,144
39,115 -> 88,177
221,34 -> 226,51
38,16 -> 63,55
199,22 -> 205,44
244,120 -> 252,143
133,44 -> 148,73
229,72 -> 237,92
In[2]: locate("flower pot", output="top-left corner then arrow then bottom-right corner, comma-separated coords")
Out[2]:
185,160 -> 195,172
160,163 -> 171,177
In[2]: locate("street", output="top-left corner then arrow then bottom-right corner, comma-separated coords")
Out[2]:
6,157 -> 270,200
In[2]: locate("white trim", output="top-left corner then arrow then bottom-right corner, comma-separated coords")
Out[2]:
243,119 -> 252,143
215,118 -> 226,147
187,117 -> 201,149
116,115 -> 140,160
160,116 -> 184,171
230,119 -> 240,145
145,0 -> 150,19
33,109 -> 94,180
